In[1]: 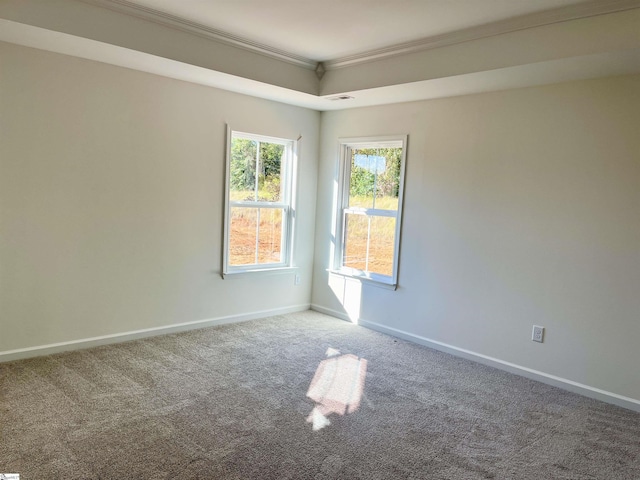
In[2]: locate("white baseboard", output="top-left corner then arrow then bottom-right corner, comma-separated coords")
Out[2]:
0,304 -> 310,363
310,304 -> 352,322
309,304 -> 640,413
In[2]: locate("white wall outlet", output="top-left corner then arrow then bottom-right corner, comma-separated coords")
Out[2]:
294,274 -> 301,285
532,325 -> 545,343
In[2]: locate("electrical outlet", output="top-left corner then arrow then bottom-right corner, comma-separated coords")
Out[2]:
294,274 -> 301,286
532,325 -> 545,343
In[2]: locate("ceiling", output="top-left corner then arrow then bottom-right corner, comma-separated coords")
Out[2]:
1,0 -> 639,110
120,0 -> 591,61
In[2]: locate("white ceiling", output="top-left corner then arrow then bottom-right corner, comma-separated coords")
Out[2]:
122,0 -> 590,61
1,0 -> 639,110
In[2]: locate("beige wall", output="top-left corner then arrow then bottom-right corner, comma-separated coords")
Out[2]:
312,75 -> 640,402
0,42 -> 319,352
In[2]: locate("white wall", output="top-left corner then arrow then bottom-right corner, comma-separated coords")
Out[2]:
312,75 -> 640,403
0,42 -> 319,353
2,39 -> 640,409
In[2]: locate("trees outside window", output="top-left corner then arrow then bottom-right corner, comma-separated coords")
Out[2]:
224,131 -> 296,275
334,136 -> 407,287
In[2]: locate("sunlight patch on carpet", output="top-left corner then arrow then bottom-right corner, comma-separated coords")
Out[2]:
306,348 -> 367,431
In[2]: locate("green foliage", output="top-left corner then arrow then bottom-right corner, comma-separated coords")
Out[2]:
350,166 -> 376,196
230,138 -> 257,194
263,175 -> 281,200
230,138 -> 284,200
350,147 -> 402,200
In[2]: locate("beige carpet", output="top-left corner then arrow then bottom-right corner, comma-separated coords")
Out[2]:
1,310 -> 639,479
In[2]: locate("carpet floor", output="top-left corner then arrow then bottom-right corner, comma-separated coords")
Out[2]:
1,310 -> 639,479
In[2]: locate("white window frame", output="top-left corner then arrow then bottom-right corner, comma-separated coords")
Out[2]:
223,128 -> 298,277
332,135 -> 407,288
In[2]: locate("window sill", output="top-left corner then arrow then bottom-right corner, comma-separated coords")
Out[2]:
327,269 -> 398,291
222,266 -> 298,280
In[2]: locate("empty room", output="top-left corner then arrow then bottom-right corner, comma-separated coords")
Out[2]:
1,0 -> 639,478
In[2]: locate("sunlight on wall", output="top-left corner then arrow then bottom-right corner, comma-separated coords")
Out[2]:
329,178 -> 340,267
328,274 -> 362,323
306,347 -> 367,431
327,169 -> 364,322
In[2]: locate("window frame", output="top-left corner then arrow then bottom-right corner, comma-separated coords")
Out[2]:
332,135 -> 408,288
223,128 -> 298,277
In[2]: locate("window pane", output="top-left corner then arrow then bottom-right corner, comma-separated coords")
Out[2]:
257,208 -> 283,264
230,138 -> 285,202
349,147 -> 402,210
343,213 -> 396,277
343,213 -> 368,271
230,138 -> 258,201
368,216 -> 396,277
229,207 -> 258,265
230,207 -> 284,266
349,152 -> 375,209
258,142 -> 285,202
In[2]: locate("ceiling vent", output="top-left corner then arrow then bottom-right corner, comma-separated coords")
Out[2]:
327,95 -> 355,101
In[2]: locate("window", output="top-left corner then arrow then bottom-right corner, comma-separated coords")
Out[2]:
333,136 -> 407,287
223,130 -> 297,276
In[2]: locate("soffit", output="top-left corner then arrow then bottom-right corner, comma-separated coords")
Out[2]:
113,0 -> 591,61
0,0 -> 639,110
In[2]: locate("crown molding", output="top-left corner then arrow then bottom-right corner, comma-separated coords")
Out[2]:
74,0 -> 640,74
79,0 -> 318,70
324,0 -> 640,70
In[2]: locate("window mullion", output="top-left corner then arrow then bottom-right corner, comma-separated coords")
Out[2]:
254,141 -> 260,202
281,205 -> 287,263
341,209 -> 348,268
344,207 -> 396,218
231,201 -> 287,208
255,207 -> 260,264
365,216 -> 371,273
